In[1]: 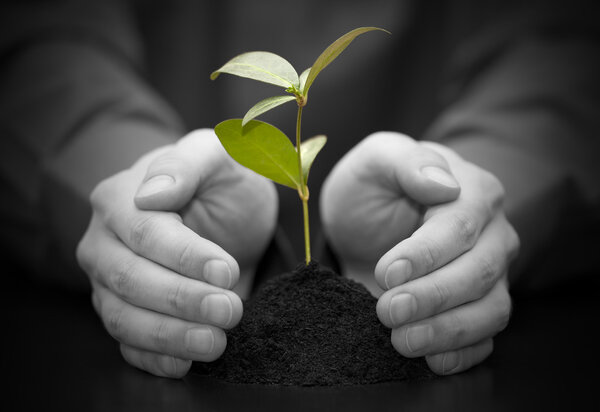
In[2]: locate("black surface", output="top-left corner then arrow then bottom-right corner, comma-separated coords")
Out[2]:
4,275 -> 600,412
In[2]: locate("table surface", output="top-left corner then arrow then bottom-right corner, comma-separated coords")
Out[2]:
4,276 -> 599,412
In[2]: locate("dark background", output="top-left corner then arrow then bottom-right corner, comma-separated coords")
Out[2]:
2,0 -> 600,410
4,272 -> 599,411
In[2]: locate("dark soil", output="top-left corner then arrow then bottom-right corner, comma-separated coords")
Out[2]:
191,262 -> 434,386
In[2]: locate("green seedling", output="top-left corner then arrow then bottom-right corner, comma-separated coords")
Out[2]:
211,27 -> 389,265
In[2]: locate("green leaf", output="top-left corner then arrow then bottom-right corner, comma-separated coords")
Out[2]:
242,95 -> 297,126
298,68 -> 311,94
303,27 -> 390,97
210,51 -> 299,88
214,119 -> 300,189
300,135 -> 327,184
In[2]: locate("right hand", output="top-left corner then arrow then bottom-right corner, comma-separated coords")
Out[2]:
321,132 -> 518,375
77,129 -> 278,378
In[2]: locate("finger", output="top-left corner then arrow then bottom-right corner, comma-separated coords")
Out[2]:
90,176 -> 240,289
94,284 -> 227,362
91,229 -> 242,328
120,344 -> 192,378
350,132 -> 461,204
126,212 -> 239,288
131,129 -> 278,273
389,278 -> 511,358
320,133 -> 462,264
134,129 -> 233,211
375,161 -> 506,290
377,214 -> 519,328
425,339 -> 494,375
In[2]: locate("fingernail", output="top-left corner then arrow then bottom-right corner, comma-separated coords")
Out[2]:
203,260 -> 233,289
406,324 -> 433,353
201,294 -> 233,327
389,293 -> 417,325
158,355 -> 178,376
421,166 -> 459,189
384,259 -> 413,289
442,351 -> 461,374
136,175 -> 175,198
185,328 -> 215,355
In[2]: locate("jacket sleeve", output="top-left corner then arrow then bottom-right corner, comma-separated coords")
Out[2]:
423,2 -> 600,291
0,0 -> 185,289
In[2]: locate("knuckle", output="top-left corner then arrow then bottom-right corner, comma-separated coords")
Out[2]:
412,146 -> 445,167
108,258 -> 138,300
151,319 -> 172,353
446,313 -> 467,349
104,306 -> 126,342
89,172 -> 126,212
420,141 -> 453,158
361,132 -> 405,158
149,153 -> 184,172
431,280 -> 451,313
130,214 -> 161,250
481,169 -> 505,211
148,152 -> 195,182
177,240 -> 197,275
415,237 -> 440,273
166,280 -> 188,315
363,131 -> 392,147
474,255 -> 500,296
450,210 -> 479,248
89,178 -> 110,210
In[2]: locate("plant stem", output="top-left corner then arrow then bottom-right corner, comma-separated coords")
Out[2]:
301,195 -> 310,265
295,105 -> 311,265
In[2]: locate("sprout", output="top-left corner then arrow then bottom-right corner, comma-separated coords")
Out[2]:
211,27 -> 389,265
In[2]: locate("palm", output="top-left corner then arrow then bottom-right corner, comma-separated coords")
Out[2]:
181,163 -> 277,272
322,169 -> 422,270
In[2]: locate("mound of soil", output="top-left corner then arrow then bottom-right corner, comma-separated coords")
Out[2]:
192,262 -> 433,385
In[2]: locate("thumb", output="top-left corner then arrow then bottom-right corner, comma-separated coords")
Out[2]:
357,132 -> 461,205
134,129 -> 223,211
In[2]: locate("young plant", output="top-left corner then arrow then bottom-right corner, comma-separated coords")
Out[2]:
211,27 -> 389,265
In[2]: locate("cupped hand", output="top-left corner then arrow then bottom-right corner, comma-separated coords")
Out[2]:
77,129 -> 277,378
320,132 -> 519,375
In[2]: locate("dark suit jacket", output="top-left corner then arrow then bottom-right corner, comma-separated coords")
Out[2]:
1,0 -> 599,292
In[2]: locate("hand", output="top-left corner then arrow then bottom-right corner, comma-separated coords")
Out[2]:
77,129 -> 277,378
320,132 -> 519,375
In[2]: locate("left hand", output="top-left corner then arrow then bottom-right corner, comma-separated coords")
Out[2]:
77,129 -> 277,378
320,132 -> 520,375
